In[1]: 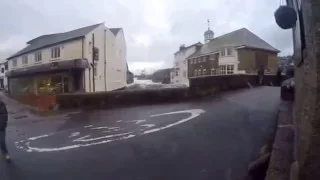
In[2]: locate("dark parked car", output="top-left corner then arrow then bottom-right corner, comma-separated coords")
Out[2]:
281,77 -> 294,101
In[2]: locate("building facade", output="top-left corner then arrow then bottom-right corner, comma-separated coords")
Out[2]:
171,43 -> 202,86
6,23 -> 127,96
0,61 -> 8,90
187,28 -> 279,78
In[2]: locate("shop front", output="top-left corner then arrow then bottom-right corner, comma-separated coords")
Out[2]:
6,59 -> 89,96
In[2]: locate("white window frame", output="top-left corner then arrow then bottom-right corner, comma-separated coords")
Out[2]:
211,68 -> 215,75
175,70 -> 178,76
35,51 -> 42,62
227,65 -> 234,74
226,48 -> 232,56
12,59 -> 17,67
219,65 -> 226,75
22,55 -> 28,65
203,69 -> 206,75
220,49 -> 226,56
51,47 -> 60,59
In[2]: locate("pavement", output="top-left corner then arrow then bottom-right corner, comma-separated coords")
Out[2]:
0,87 -> 280,180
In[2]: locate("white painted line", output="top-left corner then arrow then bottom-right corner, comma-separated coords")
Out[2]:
73,132 -> 133,142
127,120 -> 146,124
91,126 -> 120,130
68,132 -> 80,138
140,124 -> 155,128
28,133 -> 53,141
84,125 -> 93,128
144,109 -> 205,134
278,124 -> 294,128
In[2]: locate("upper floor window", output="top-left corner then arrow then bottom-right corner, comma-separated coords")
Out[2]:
183,71 -> 187,78
227,48 -> 232,56
4,64 -> 8,70
203,69 -> 207,75
220,49 -> 226,56
12,59 -> 17,67
22,55 -> 28,65
1,68 -> 4,73
211,68 -> 216,75
190,59 -> 193,64
35,52 -> 42,62
51,47 -> 60,59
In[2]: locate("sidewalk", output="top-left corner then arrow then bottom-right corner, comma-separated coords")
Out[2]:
265,100 -> 294,179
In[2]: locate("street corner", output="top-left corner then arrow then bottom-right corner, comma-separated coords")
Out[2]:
13,109 -> 206,153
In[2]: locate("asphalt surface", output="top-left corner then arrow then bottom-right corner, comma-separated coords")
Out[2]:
0,87 -> 280,180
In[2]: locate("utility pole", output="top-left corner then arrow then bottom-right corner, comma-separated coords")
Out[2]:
91,33 -> 95,92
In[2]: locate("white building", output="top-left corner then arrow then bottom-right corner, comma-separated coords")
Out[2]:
171,42 -> 202,86
0,61 -> 8,90
6,23 -> 127,95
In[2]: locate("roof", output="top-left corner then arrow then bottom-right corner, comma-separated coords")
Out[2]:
189,28 -> 280,58
109,28 -> 121,36
7,23 -> 102,60
174,42 -> 202,55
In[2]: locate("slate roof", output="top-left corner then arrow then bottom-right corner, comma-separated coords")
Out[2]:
174,42 -> 202,55
109,28 -> 122,36
7,23 -> 102,60
188,28 -> 280,58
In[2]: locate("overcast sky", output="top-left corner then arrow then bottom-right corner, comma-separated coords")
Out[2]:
0,0 -> 293,74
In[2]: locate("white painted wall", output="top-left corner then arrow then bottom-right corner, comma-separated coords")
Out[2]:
105,29 -> 127,91
218,48 -> 239,73
0,63 -> 7,89
8,39 -> 83,71
171,46 -> 197,86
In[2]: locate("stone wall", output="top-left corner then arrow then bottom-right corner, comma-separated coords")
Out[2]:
57,74 -> 282,110
290,0 -> 320,179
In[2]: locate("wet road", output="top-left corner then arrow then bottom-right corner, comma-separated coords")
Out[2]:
1,87 -> 280,180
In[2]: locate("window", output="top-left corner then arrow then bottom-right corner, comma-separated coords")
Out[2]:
51,47 -> 60,59
227,48 -> 232,56
1,68 -> 4,73
227,65 -> 234,74
183,71 -> 187,78
203,69 -> 206,75
22,55 -> 28,65
211,68 -> 216,75
203,56 -> 207,62
12,59 -> 17,67
176,70 -> 178,76
190,59 -> 193,64
206,55 -> 210,61
184,60 -> 186,65
4,64 -> 8,70
35,52 -> 42,62
194,69 -> 197,76
219,65 -> 226,75
220,49 -> 226,56
94,63 -> 98,76
198,69 -> 202,76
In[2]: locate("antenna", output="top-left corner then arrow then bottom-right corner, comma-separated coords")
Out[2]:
207,19 -> 210,30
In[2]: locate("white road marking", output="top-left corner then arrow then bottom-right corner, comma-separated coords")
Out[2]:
140,124 -> 155,128
143,109 -> 204,134
16,109 -> 205,153
91,126 -> 119,130
73,132 -> 132,142
28,134 -> 53,141
127,120 -> 146,124
68,132 -> 80,138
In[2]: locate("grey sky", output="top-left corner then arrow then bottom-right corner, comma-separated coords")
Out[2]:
0,0 -> 293,74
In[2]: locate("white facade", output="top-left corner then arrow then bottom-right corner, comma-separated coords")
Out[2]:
171,45 -> 199,86
7,23 -> 127,95
0,62 -> 8,90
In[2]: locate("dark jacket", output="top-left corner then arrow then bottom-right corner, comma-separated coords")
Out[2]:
0,101 -> 8,131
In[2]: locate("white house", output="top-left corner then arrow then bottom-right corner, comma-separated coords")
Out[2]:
171,42 -> 202,86
0,61 -> 8,90
6,23 -> 127,95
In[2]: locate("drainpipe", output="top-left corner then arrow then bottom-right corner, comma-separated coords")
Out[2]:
104,30 -> 107,91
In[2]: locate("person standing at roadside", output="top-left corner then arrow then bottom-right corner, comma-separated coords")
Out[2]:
0,100 -> 10,161
257,65 -> 265,85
